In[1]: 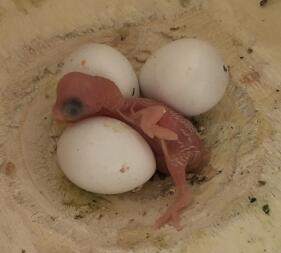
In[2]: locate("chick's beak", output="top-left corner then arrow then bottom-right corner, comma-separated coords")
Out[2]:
52,105 -> 65,122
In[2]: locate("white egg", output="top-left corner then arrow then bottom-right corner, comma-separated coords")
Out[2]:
139,38 -> 229,116
60,43 -> 139,97
57,117 -> 156,194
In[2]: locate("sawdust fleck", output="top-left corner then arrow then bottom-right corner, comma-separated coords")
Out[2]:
2,161 -> 16,176
240,69 -> 260,84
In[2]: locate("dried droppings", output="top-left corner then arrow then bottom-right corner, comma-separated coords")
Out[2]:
248,196 -> 257,203
223,65 -> 228,72
258,180 -> 266,186
247,48 -> 253,54
21,250 -> 26,253
131,88 -> 135,96
142,211 -> 147,216
240,56 -> 244,59
260,0 -> 268,7
276,89 -> 280,92
262,204 -> 270,215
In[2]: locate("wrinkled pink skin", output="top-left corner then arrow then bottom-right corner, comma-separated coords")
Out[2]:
53,72 -> 209,230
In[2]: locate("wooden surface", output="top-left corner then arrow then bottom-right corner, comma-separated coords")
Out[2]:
0,0 -> 281,252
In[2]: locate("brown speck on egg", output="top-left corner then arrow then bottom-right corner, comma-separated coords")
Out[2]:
81,59 -> 86,66
120,165 -> 130,173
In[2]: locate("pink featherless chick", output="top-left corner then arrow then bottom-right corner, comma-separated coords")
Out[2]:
53,72 -> 209,229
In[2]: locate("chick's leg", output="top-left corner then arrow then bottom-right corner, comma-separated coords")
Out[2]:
155,141 -> 192,230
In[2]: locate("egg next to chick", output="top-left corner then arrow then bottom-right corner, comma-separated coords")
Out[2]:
57,117 -> 156,194
60,43 -> 139,97
139,38 -> 229,116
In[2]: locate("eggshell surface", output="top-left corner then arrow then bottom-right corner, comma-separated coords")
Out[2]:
139,38 -> 229,116
57,117 -> 156,194
61,43 -> 139,97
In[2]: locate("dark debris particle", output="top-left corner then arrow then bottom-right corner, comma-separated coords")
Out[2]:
262,204 -> 270,215
276,89 -> 280,92
131,88 -> 135,96
97,214 -> 104,220
223,65 -> 228,72
240,56 -> 244,59
150,170 -> 167,181
190,175 -> 207,185
247,48 -> 253,54
50,216 -> 56,221
134,56 -> 146,64
170,26 -> 180,31
158,171 -> 167,180
248,196 -> 257,203
258,180 -> 266,186
74,214 -> 84,219
217,170 -> 222,174
260,0 -> 268,7
22,250 -> 26,253
190,117 -> 201,129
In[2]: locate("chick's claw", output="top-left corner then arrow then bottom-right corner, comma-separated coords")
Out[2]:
155,208 -> 182,230
155,193 -> 191,230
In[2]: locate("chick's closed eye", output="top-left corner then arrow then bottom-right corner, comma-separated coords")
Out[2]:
62,97 -> 83,117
